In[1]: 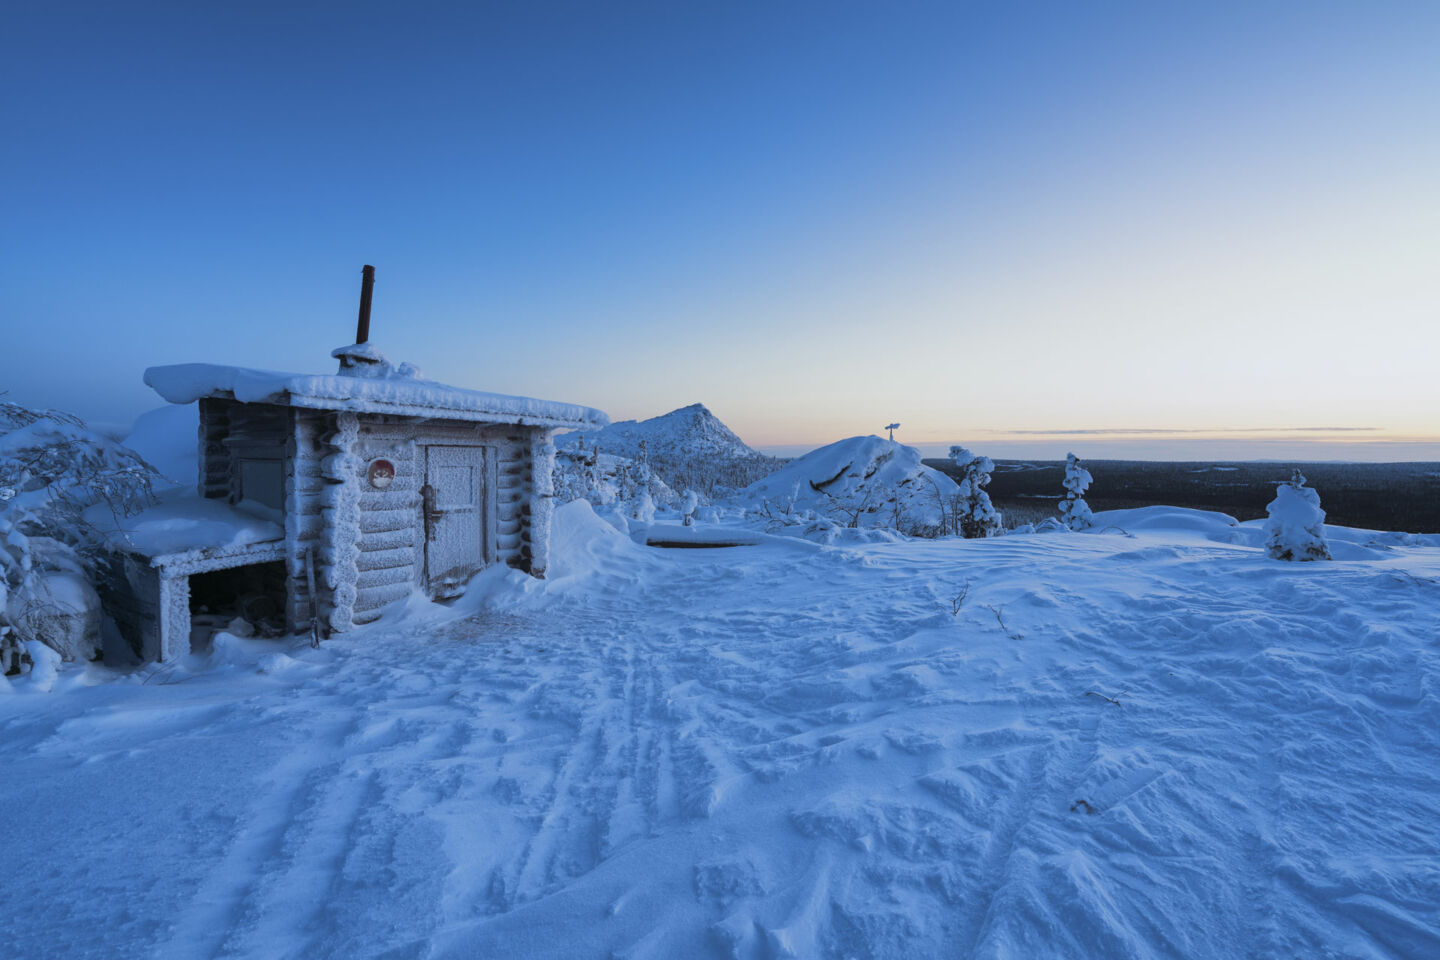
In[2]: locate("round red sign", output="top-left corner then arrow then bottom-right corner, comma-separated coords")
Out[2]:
367,459 -> 395,489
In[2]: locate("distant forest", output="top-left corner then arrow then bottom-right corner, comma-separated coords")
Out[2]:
923,459 -> 1440,534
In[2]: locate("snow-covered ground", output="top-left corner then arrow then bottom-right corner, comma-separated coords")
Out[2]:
3,503 -> 1439,958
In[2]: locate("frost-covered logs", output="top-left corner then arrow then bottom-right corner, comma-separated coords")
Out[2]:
528,431 -> 556,577
319,412 -> 362,631
1264,469 -> 1331,561
949,446 -> 1002,539
1058,452 -> 1094,531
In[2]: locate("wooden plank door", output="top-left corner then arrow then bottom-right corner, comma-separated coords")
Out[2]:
422,445 -> 492,595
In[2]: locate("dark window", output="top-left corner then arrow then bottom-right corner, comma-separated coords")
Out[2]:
238,459 -> 285,511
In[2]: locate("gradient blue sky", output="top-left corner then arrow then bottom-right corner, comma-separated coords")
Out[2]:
4,1 -> 1438,459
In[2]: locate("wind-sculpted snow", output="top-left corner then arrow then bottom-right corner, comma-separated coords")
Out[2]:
2,505 -> 1439,958
744,435 -> 958,535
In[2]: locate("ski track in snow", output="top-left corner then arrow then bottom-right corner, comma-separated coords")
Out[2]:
3,518 -> 1440,959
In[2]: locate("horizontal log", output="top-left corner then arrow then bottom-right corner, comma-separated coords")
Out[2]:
356,547 -> 416,573
358,528 -> 415,552
287,525 -> 325,544
289,476 -> 336,495
354,579 -> 415,607
292,459 -> 325,477
357,566 -> 416,591
359,489 -> 420,511
359,508 -> 417,534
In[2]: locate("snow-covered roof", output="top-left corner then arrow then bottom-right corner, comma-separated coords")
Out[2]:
144,346 -> 609,429
84,490 -> 285,562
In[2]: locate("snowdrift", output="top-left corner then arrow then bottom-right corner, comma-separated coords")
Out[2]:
125,404 -> 199,486
742,435 -> 958,535
546,499 -> 652,580
3,499 -> 1439,958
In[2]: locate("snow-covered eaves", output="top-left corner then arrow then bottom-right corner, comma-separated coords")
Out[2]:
144,363 -> 610,430
147,540 -> 288,577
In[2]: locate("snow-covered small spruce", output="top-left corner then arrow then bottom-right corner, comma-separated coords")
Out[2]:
1264,469 -> 1331,561
949,446 -> 1003,539
1058,452 -> 1094,531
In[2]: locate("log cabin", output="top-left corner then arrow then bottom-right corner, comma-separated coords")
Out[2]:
101,268 -> 607,661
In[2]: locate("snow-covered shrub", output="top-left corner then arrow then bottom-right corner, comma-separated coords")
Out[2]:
629,488 -> 656,524
1264,470 -> 1331,561
949,446 -> 1002,539
681,490 -> 698,526
553,442 -> 677,519
1058,452 -> 1094,531
554,445 -> 617,506
5,570 -> 103,664
0,401 -> 157,672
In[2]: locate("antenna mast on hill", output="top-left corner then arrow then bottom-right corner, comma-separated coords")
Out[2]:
886,422 -> 901,442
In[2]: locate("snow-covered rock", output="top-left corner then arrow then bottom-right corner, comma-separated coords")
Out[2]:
743,435 -> 957,536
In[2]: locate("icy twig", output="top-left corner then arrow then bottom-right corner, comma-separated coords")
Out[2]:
982,603 -> 1022,641
950,580 -> 971,616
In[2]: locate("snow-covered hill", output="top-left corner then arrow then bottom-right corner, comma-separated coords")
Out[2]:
559,402 -> 757,460
560,403 -> 779,494
4,503 -> 1438,958
742,435 -> 958,535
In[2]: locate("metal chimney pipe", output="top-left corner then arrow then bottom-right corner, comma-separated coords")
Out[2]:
356,264 -> 376,343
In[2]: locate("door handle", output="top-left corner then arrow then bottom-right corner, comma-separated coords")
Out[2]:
421,484 -> 446,541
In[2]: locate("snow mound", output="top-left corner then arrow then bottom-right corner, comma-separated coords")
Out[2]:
125,404 -> 198,486
743,436 -> 957,535
546,500 -> 650,579
1091,505 -> 1243,538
